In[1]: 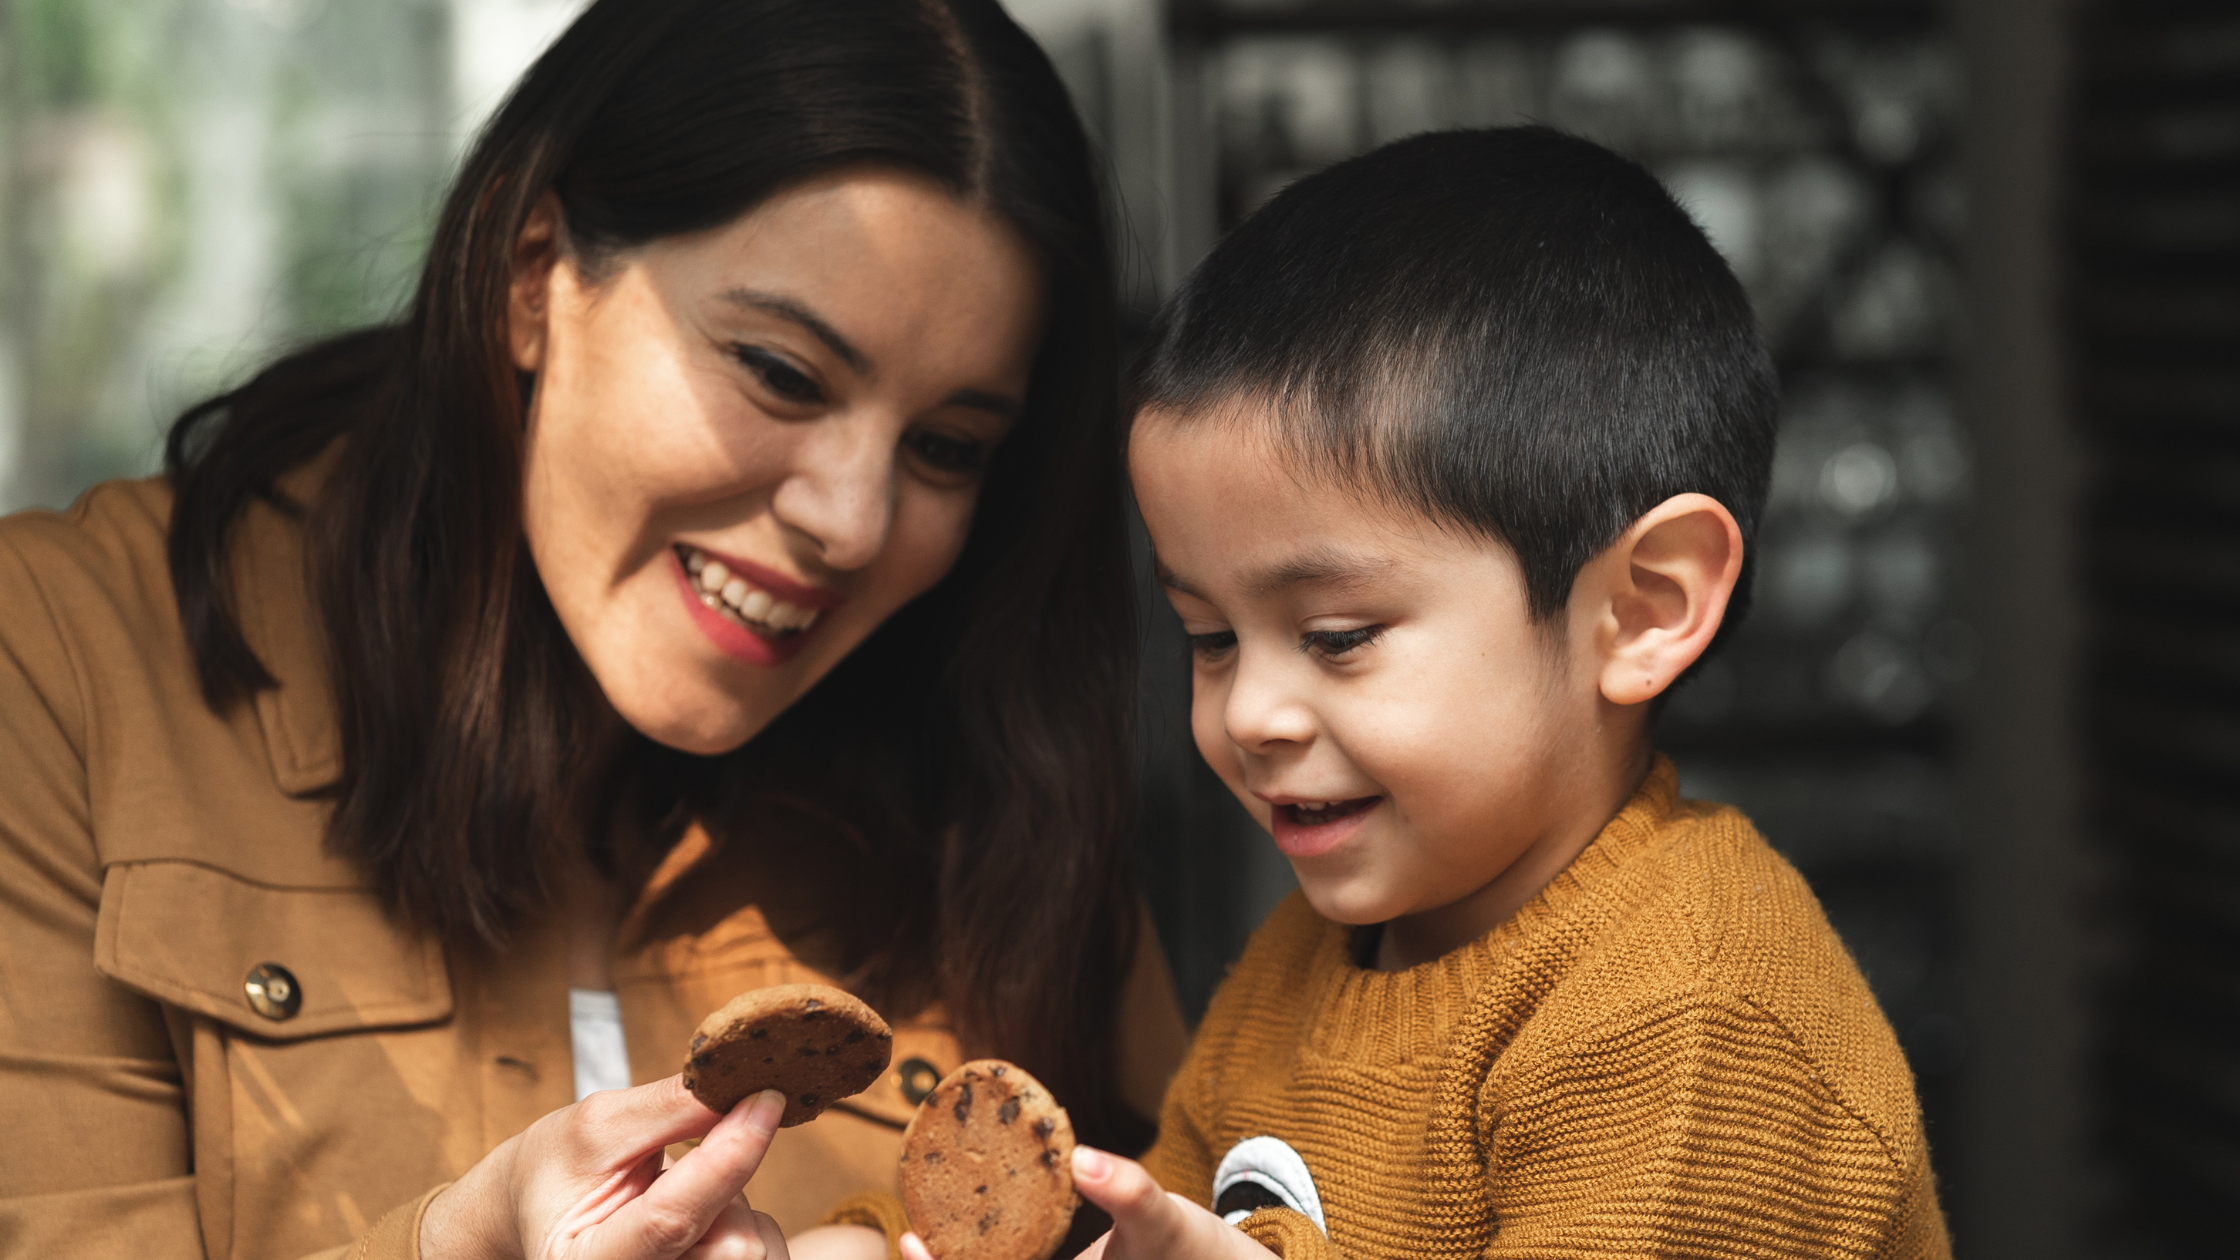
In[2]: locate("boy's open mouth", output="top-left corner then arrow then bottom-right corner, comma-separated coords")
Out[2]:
1281,796 -> 1381,827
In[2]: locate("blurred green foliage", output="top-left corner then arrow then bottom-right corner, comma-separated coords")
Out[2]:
0,0 -> 452,510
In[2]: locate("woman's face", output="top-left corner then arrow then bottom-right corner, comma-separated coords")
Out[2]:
510,166 -> 1043,754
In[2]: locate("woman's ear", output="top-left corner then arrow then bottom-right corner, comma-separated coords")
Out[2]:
507,193 -> 566,373
1587,493 -> 1745,708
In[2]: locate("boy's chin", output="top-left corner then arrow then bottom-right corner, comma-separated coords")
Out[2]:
1292,872 -> 1413,929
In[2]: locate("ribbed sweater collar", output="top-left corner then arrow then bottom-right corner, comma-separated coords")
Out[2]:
1297,755 -> 1682,1065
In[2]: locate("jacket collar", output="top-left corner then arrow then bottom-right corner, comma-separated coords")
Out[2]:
233,448 -> 344,796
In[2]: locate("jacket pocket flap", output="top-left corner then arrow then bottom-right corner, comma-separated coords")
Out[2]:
94,861 -> 451,1039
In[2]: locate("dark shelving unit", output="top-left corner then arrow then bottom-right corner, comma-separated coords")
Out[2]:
2073,0 -> 2240,1248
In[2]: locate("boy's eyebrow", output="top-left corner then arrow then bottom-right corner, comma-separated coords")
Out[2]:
1249,548 -> 1395,597
1153,549 -> 1394,599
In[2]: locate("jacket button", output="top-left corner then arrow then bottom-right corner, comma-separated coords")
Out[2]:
244,963 -> 302,1020
896,1057 -> 941,1105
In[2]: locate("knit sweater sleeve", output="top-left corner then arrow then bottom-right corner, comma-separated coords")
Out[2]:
1478,992 -> 1948,1259
1138,1032 -> 1219,1207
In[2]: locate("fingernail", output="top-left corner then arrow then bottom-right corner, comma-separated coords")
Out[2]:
1073,1146 -> 1111,1181
744,1088 -> 785,1132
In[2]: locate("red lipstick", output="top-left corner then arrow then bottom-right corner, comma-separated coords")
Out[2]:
683,543 -> 846,609
671,550 -> 818,667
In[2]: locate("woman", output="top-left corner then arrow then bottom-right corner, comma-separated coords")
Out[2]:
0,1 -> 1185,1257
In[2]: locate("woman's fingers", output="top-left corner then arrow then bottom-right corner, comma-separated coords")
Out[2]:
590,1089 -> 787,1259
678,1200 -> 786,1260
571,1074 -> 731,1159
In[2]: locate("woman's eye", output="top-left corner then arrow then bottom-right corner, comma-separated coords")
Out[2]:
903,429 -> 989,475
732,345 -> 823,404
1302,626 -> 1383,659
1187,630 -> 1238,661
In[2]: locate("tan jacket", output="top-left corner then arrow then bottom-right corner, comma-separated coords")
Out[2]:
0,471 -> 1187,1260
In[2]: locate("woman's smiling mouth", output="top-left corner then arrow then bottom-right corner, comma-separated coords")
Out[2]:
677,544 -> 831,636
670,544 -> 844,667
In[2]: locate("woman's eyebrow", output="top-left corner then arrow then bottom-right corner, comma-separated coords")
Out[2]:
946,387 -> 1023,419
720,288 -> 869,374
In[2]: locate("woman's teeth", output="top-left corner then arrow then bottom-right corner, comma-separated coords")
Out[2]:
680,547 -> 822,636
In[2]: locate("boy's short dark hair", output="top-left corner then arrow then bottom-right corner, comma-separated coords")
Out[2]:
1129,126 -> 1779,634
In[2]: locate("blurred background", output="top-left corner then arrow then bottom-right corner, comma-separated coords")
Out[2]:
0,0 -> 2230,1254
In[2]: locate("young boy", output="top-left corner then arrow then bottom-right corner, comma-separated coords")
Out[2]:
1069,127 -> 1949,1257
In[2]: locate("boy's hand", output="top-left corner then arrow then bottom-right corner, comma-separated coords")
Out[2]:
895,1146 -> 1275,1260
1069,1146 -> 1277,1260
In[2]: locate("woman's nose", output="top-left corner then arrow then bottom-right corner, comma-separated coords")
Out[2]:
1222,652 -> 1317,753
770,416 -> 896,572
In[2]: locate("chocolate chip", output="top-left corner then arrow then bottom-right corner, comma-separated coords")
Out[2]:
954,1082 -> 973,1122
1033,1118 -> 1054,1139
844,1029 -> 866,1044
976,1212 -> 995,1235
749,1028 -> 767,1040
691,1034 -> 706,1052
975,1184 -> 987,1194
998,1098 -> 1021,1125
800,1093 -> 819,1107
802,999 -> 824,1013
991,1065 -> 1006,1075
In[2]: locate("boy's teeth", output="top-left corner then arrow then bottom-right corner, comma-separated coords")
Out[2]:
680,546 -> 824,637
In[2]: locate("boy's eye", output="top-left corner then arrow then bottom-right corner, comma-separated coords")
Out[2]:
732,345 -> 823,404
1187,629 -> 1238,660
903,428 -> 990,475
1302,626 -> 1383,659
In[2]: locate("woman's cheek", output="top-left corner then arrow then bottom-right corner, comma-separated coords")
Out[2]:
890,484 -> 981,601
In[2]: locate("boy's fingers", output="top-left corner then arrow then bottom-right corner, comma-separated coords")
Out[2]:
899,1232 -> 936,1260
1070,1147 -> 1185,1245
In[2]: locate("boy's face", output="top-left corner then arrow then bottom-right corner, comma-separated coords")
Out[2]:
1132,410 -> 1634,956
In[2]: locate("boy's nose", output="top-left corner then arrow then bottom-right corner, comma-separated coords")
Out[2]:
1222,655 -> 1318,752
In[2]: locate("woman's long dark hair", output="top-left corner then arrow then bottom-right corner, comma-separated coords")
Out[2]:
163,0 -> 1147,1149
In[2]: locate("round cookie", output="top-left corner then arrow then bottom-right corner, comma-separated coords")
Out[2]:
900,1060 -> 1078,1260
683,983 -> 893,1127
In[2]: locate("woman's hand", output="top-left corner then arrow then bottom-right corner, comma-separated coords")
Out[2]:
899,1147 -> 1275,1260
421,1078 -> 790,1260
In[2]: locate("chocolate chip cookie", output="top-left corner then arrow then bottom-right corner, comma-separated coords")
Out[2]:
900,1060 -> 1078,1260
683,983 -> 893,1127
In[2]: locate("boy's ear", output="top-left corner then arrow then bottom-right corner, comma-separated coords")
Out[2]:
506,193 -> 566,374
1586,493 -> 1744,708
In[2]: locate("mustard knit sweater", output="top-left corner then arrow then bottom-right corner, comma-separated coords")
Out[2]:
1141,757 -> 1951,1259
